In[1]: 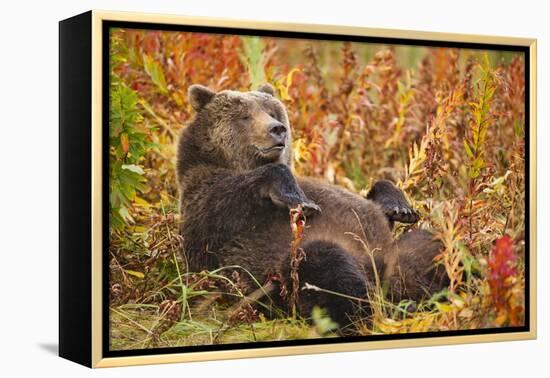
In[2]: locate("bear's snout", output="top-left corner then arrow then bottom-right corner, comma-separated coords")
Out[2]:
267,121 -> 287,144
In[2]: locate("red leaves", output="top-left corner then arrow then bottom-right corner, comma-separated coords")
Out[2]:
289,205 -> 306,241
487,235 -> 523,326
488,236 -> 517,283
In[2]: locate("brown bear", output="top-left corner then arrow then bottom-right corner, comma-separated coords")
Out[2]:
176,83 -> 448,330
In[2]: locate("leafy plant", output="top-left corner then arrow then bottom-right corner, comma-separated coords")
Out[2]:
465,53 -> 500,181
143,54 -> 168,95
109,74 -> 151,230
240,36 -> 267,89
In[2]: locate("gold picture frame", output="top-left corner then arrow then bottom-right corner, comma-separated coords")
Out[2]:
59,10 -> 537,368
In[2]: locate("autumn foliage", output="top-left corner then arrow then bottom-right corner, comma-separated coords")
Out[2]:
108,28 -> 526,349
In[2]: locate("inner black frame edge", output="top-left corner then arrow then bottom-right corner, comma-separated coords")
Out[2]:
101,19 -> 531,359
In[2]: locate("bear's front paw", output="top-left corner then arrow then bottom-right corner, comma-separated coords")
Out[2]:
300,199 -> 322,215
383,204 -> 419,224
366,180 -> 418,224
270,188 -> 321,213
269,181 -> 321,214
263,163 -> 321,213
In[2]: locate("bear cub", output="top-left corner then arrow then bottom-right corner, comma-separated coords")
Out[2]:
176,83 -> 447,330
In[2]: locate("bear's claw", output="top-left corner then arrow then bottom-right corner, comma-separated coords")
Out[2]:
384,203 -> 418,224
301,200 -> 321,214
366,180 -> 419,225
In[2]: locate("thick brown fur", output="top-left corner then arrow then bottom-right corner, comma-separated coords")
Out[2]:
176,84 -> 448,328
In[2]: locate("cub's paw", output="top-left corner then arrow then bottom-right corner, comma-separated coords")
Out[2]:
366,180 -> 418,224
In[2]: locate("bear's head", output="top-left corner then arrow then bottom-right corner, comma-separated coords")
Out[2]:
184,84 -> 293,171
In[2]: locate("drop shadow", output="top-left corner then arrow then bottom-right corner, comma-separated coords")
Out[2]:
38,343 -> 59,356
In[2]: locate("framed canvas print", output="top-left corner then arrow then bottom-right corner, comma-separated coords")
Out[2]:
59,10 -> 537,368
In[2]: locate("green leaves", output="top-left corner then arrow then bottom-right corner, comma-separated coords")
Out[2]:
122,164 -> 145,175
311,306 -> 338,335
463,139 -> 474,159
240,36 -> 267,89
124,269 -> 145,279
465,53 -> 500,182
143,54 -> 168,95
110,79 -> 141,137
110,161 -> 148,228
109,73 -> 152,231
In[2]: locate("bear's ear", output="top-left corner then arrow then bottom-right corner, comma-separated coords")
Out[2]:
188,84 -> 216,111
257,83 -> 276,96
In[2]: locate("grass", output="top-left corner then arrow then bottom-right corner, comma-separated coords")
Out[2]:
107,28 -> 526,350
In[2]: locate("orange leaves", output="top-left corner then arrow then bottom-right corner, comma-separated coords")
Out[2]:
432,201 -> 465,294
120,132 -> 130,155
275,68 -> 301,102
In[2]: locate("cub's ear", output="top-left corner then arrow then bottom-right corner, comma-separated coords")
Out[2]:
188,84 -> 216,111
257,83 -> 276,96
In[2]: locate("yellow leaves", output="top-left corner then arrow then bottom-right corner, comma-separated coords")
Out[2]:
376,318 -> 402,333
399,137 -> 428,191
401,83 -> 462,191
430,293 -> 465,315
131,225 -> 148,233
385,70 -> 414,149
140,99 -> 177,139
124,269 -> 145,279
401,84 -> 467,194
483,51 -> 491,70
143,54 -> 168,95
376,313 -> 437,334
276,68 -> 300,102
434,302 -> 454,313
258,313 -> 267,323
133,196 -> 151,208
463,139 -> 474,159
373,289 -> 480,333
291,137 -> 310,166
466,53 -> 500,182
483,170 -> 512,195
